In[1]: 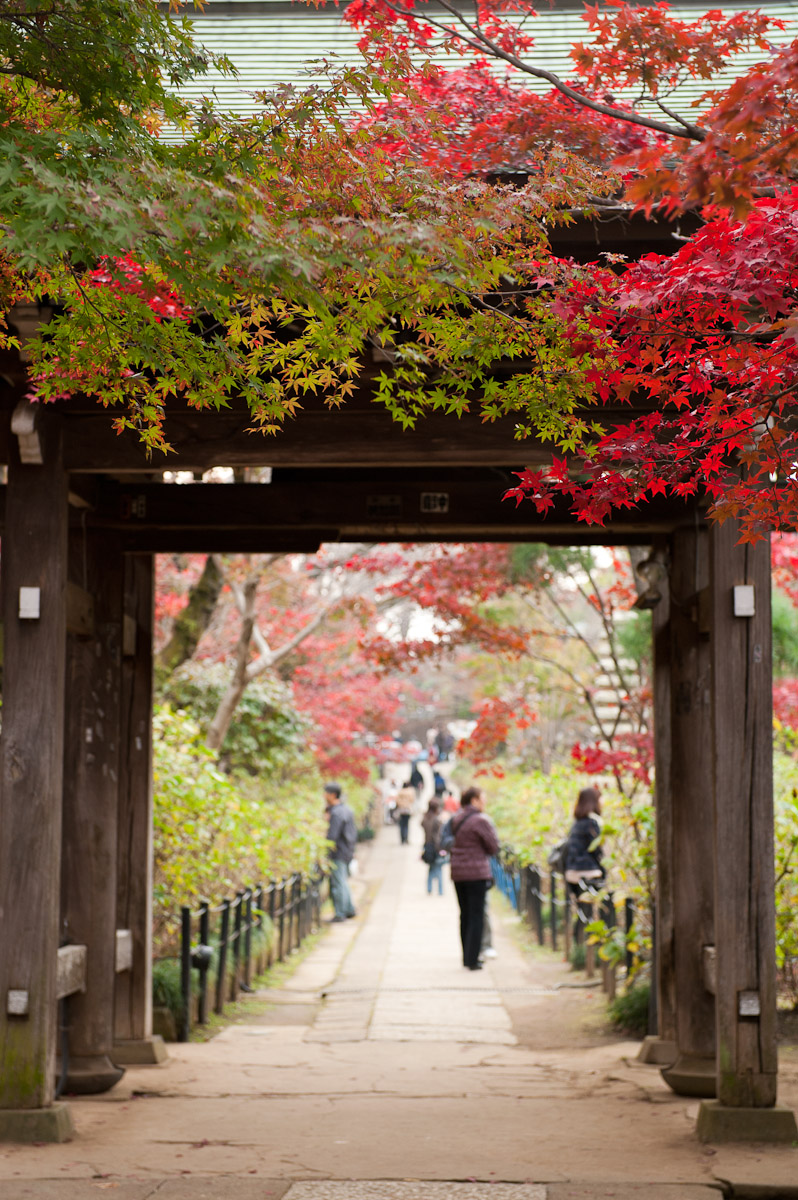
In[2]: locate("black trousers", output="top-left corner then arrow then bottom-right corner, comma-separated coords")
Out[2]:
454,879 -> 489,968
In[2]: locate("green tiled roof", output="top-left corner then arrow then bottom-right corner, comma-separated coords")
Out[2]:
164,1 -> 798,130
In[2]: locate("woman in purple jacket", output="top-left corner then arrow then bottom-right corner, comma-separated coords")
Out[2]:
449,786 -> 500,970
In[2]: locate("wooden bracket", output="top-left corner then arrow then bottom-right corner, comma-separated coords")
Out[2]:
9,303 -> 51,364
115,930 -> 133,974
56,945 -> 87,999
10,400 -> 43,465
702,944 -> 717,995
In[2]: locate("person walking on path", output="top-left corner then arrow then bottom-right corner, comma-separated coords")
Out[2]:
420,797 -> 446,895
564,785 -> 605,944
395,783 -> 415,845
324,782 -> 358,922
450,785 -> 499,970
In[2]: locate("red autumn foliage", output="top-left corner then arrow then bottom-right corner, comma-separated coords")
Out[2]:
292,630 -> 407,782
773,679 -> 798,734
460,693 -> 538,774
505,192 -> 798,539
89,255 -> 188,322
350,1 -> 798,539
572,730 -> 654,787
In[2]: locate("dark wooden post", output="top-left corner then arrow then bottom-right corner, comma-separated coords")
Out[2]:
113,555 -> 165,1065
0,410 -> 73,1142
640,544 -> 677,1065
59,532 -> 125,1094
659,527 -> 717,1097
697,520 -> 797,1141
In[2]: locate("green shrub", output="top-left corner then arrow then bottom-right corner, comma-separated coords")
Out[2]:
160,661 -> 312,777
569,942 -> 586,970
608,981 -> 650,1038
152,957 -> 185,1025
152,913 -> 275,1029
152,704 -> 326,952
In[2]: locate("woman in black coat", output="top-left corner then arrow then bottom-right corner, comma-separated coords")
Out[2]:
565,786 -> 605,943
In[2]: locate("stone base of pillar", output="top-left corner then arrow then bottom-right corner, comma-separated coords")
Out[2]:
661,1054 -> 716,1097
0,1102 -> 75,1143
112,1036 -> 168,1065
697,1099 -> 798,1144
636,1035 -> 677,1066
59,1054 -> 124,1095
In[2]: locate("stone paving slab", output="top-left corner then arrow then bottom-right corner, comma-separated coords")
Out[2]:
0,1183 -> 293,1200
2,825 -> 798,1199
284,1185 -> 546,1200
546,1189 -> 722,1200
0,1186 -> 156,1200
0,1184 -> 728,1200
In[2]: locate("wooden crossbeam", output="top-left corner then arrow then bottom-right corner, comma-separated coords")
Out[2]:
47,475 -> 706,551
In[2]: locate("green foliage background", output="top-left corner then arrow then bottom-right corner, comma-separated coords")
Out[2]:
152,704 -> 374,952
161,661 -> 312,777
482,753 -> 798,1008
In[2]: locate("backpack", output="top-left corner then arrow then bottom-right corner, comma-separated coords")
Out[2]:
547,836 -> 570,875
440,808 -> 478,853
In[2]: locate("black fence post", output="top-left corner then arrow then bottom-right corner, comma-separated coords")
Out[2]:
198,900 -> 210,1025
648,900 -> 658,1035
215,898 -> 231,1015
550,870 -> 558,952
255,884 -> 264,971
625,897 -> 635,977
299,875 -> 307,945
244,889 -> 253,988
268,882 -> 277,967
180,906 -> 192,1043
530,867 -> 544,945
584,900 -> 596,977
315,870 -> 322,926
288,878 -> 297,950
296,876 -> 303,946
278,878 -> 286,962
231,890 -> 244,1001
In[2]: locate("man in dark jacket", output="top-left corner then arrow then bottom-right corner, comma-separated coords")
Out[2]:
450,785 -> 499,970
325,783 -> 357,922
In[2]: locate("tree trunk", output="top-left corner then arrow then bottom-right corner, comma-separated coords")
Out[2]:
155,555 -> 223,688
205,576 -> 258,753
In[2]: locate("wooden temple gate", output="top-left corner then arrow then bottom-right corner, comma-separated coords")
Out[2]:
0,221 -> 796,1144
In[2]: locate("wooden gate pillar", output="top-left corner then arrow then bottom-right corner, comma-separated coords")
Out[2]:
0,409 -> 73,1142
639,546 -> 677,1065
59,532 -> 125,1094
659,526 -> 716,1097
697,519 -> 797,1142
113,554 -> 166,1065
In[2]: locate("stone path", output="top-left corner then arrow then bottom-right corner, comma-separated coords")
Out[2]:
309,829 -> 515,1046
1,821 -> 797,1199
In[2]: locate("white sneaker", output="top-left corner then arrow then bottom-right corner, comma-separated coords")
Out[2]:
482,947 -> 498,959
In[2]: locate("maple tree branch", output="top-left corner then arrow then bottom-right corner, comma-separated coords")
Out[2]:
580,560 -> 634,700
530,649 -> 614,742
377,0 -> 707,142
775,834 -> 798,886
212,552 -> 283,664
518,591 -> 618,740
205,573 -> 258,753
245,596 -> 340,682
654,95 -> 701,136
